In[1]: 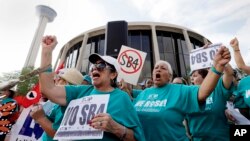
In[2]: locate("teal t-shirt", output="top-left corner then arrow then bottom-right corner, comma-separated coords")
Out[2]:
132,89 -> 143,98
238,76 -> 250,107
133,83 -> 199,141
234,87 -> 249,109
63,85 -> 145,141
186,78 -> 233,141
42,104 -> 64,141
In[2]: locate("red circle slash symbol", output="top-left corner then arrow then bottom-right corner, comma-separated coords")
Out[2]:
118,50 -> 143,74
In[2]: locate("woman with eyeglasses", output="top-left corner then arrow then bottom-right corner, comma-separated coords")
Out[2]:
39,35 -> 145,141
133,46 -> 231,141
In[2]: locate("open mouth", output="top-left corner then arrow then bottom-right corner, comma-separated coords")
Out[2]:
92,72 -> 100,79
156,74 -> 161,78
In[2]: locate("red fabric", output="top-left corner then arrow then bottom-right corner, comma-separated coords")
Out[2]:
14,83 -> 41,108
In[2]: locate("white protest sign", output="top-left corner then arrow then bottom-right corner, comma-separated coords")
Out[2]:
9,106 -> 44,141
117,45 -> 147,85
190,43 -> 222,71
54,95 -> 110,140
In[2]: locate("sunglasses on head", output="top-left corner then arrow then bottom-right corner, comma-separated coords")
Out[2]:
91,62 -> 114,72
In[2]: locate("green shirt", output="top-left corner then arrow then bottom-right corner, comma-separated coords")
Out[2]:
186,78 -> 233,141
133,83 -> 199,141
63,85 -> 145,141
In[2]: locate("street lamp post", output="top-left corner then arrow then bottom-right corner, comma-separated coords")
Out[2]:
23,5 -> 57,67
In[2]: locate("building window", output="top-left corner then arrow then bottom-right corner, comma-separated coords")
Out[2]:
65,41 -> 82,68
189,36 -> 204,49
157,31 -> 190,77
128,30 -> 153,82
79,34 -> 105,74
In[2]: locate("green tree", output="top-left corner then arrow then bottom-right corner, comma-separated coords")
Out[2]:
16,66 -> 39,96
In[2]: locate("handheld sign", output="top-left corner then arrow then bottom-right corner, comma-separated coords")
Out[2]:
117,45 -> 147,85
54,95 -> 109,140
190,43 -> 222,72
9,106 -> 44,141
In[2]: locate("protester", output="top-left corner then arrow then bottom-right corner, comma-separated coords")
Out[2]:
172,76 -> 191,139
118,79 -> 133,100
225,76 -> 250,123
133,46 -> 231,141
39,35 -> 145,141
236,76 -> 250,113
230,37 -> 250,74
172,77 -> 188,85
30,68 -> 83,141
0,89 -> 19,140
186,64 -> 234,141
138,78 -> 153,90
82,74 -> 92,85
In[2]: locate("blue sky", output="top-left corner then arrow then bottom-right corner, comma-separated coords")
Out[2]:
0,0 -> 250,75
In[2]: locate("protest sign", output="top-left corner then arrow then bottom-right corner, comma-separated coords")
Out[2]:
54,95 -> 109,140
190,43 -> 222,71
9,106 -> 44,141
117,45 -> 147,85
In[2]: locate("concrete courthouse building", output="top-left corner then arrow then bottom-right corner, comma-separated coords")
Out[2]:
54,21 -> 211,82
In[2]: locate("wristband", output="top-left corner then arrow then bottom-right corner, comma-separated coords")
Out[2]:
234,49 -> 240,52
211,66 -> 222,76
44,67 -> 52,73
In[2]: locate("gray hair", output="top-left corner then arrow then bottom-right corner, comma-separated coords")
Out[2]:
155,60 -> 173,81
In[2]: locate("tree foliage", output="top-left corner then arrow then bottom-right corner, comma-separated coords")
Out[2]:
16,66 -> 39,96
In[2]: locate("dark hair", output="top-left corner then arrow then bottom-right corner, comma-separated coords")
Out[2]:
8,90 -> 15,98
196,69 -> 208,79
107,63 -> 118,87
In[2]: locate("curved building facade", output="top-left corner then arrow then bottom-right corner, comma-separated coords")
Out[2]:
54,21 -> 211,83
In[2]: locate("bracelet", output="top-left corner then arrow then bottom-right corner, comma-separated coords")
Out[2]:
120,126 -> 127,140
211,66 -> 222,76
42,66 -> 52,73
234,49 -> 240,52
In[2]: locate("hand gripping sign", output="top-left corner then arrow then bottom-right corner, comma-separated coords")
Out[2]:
117,45 -> 147,85
189,43 -> 222,72
54,95 -> 109,140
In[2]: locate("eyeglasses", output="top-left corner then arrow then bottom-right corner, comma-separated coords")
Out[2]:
91,62 -> 113,72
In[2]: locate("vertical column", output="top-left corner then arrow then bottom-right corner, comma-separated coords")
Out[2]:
182,29 -> 193,52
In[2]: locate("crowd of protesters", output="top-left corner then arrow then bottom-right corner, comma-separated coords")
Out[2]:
1,36 -> 250,141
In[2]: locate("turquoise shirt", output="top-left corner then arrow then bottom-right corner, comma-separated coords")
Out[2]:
237,76 -> 250,107
186,78 -> 233,141
234,87 -> 249,109
42,104 -> 64,141
132,89 -> 143,98
63,85 -> 145,141
133,83 -> 199,141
